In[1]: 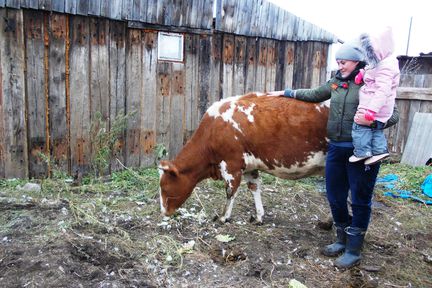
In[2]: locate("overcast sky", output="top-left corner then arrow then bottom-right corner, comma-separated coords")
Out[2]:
267,0 -> 431,60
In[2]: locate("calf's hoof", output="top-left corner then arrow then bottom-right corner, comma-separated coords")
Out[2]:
249,215 -> 263,225
213,215 -> 231,224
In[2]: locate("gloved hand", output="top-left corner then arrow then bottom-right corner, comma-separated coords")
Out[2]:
284,88 -> 295,98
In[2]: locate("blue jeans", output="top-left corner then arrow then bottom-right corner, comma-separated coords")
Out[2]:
325,143 -> 380,229
352,122 -> 388,157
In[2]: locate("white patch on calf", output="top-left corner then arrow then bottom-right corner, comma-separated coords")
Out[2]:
159,188 -> 167,215
243,153 -> 270,172
158,167 -> 166,214
221,102 -> 242,132
206,96 -> 256,133
271,151 -> 326,178
219,160 -> 235,189
158,168 -> 165,178
237,103 -> 256,123
207,95 -> 242,118
243,151 -> 326,179
207,97 -> 243,133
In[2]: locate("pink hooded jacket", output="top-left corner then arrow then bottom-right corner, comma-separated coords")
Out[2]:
358,27 -> 400,123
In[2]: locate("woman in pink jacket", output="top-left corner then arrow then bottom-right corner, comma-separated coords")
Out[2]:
349,27 -> 400,165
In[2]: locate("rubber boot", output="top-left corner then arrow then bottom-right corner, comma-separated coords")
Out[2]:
334,227 -> 366,269
322,223 -> 348,257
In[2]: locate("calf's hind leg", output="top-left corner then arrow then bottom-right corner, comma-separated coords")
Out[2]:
244,170 -> 264,223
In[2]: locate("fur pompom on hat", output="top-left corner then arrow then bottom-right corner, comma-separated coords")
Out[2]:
335,43 -> 365,61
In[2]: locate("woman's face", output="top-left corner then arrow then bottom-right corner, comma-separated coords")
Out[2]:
337,60 -> 359,78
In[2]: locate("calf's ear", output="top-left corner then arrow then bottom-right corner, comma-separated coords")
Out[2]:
158,160 -> 179,177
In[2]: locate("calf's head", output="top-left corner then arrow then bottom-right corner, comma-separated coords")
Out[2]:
158,160 -> 195,216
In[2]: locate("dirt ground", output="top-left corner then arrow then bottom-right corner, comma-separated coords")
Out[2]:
1,166 -> 431,288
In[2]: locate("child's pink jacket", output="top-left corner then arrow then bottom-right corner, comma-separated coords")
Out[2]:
358,27 -> 400,123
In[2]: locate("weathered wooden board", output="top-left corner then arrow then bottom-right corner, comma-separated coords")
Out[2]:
222,34 -> 234,98
169,62 -> 185,158
0,9 -> 28,178
401,113 -> 432,166
265,40 -> 276,92
0,11 -> 4,177
131,0 -> 141,21
101,0 -> 122,19
38,0 -> 52,11
184,34 -> 199,141
69,15 -> 91,174
256,38 -> 267,92
24,10 -> 47,178
48,13 -> 69,173
64,0 -> 78,14
125,29 -> 142,167
5,0 -> 19,8
76,0 -> 88,15
393,99 -> 410,154
156,62 -> 172,159
281,42 -> 295,89
121,0 -> 132,20
208,32 -> 222,106
199,34 -> 211,114
109,21 -> 127,171
51,0 -> 65,12
88,0 -> 101,16
22,0 -> 37,9
90,17 -> 110,174
245,36 -> 257,93
140,30 -> 158,167
310,44 -> 323,88
233,36 -> 246,95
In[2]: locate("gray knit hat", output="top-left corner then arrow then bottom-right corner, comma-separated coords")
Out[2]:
335,43 -> 365,61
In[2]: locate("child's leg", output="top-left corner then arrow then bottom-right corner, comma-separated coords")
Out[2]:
371,122 -> 388,155
352,123 -> 373,158
364,122 -> 390,165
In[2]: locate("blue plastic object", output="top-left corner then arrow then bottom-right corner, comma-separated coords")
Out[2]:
376,174 -> 398,183
421,174 -> 432,198
384,190 -> 432,205
379,173 -> 432,205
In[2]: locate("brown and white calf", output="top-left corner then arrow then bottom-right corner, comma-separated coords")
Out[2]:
159,92 -> 329,223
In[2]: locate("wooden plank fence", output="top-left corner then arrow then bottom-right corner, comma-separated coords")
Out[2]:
385,88 -> 432,155
400,74 -> 432,88
0,5 -> 332,178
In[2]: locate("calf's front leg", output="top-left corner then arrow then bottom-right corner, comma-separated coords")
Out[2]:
219,161 -> 242,223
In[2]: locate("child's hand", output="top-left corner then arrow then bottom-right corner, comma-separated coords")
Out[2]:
354,110 -> 373,126
364,110 -> 376,121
